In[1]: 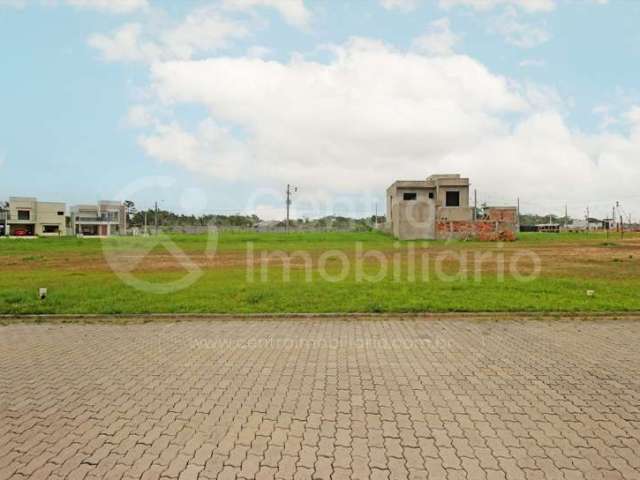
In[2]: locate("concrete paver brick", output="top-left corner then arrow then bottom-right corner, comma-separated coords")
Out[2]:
1,318 -> 639,480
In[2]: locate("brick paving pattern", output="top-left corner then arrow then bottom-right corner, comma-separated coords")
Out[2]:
1,318 -> 639,479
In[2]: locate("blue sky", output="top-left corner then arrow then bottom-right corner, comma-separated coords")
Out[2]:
1,0 -> 639,220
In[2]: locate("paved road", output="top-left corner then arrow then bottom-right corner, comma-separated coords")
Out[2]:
1,318 -> 640,480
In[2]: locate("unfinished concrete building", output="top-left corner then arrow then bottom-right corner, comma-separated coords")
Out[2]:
386,174 -> 473,240
385,174 -> 518,240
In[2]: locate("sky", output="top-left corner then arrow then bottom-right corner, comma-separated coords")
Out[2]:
1,0 -> 639,220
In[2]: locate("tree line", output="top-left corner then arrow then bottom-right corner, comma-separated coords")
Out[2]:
127,206 -> 377,230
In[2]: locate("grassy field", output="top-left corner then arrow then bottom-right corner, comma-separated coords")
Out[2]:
1,230 -> 639,314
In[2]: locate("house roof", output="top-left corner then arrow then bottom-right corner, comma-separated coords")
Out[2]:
387,174 -> 470,192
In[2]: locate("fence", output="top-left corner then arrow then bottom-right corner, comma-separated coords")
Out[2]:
131,223 -> 375,235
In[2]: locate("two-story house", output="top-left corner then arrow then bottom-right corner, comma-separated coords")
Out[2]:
2,197 -> 66,236
69,201 -> 127,236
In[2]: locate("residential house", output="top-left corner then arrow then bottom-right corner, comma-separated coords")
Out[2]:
565,218 -> 604,232
2,197 -> 66,236
70,201 -> 127,236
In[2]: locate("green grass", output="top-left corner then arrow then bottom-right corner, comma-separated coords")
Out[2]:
0,268 -> 637,315
517,231 -> 630,243
0,229 -> 630,254
1,230 -> 639,315
0,231 -> 397,257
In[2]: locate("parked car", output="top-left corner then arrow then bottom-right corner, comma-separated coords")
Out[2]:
13,229 -> 29,236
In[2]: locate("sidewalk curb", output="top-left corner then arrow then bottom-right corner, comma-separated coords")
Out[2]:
2,311 -> 640,324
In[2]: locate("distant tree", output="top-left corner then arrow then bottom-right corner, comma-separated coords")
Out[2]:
129,208 -> 261,228
123,200 -> 136,223
519,213 -> 566,226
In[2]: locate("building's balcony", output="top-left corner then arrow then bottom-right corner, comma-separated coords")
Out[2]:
2,213 -> 35,223
75,215 -> 119,223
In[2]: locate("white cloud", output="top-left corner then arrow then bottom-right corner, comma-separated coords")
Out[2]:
519,58 -> 545,67
522,83 -> 564,111
246,45 -> 273,59
452,111 -> 640,215
381,0 -> 557,12
412,18 -> 459,56
130,37 -> 640,218
440,0 -> 555,13
222,0 -> 311,27
64,0 -> 148,13
0,0 -> 27,8
162,7 -> 248,59
88,7 -> 247,63
489,7 -> 550,48
144,38 -> 525,190
627,106 -> 640,125
89,23 -> 149,62
627,106 -> 640,140
138,120 -> 249,181
379,0 -> 421,12
126,105 -> 154,128
593,104 -> 617,130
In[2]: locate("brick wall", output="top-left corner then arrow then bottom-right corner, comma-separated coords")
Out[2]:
485,207 -> 518,223
436,220 -> 517,241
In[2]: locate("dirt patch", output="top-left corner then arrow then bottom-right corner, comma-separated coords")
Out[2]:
3,239 -> 640,281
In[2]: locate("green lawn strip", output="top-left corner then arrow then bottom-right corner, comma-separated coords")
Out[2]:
1,266 -> 637,315
2,230 -> 634,261
516,231 -> 635,244
2,231 -> 639,315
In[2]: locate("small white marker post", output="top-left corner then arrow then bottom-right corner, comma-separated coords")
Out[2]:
38,288 -> 47,300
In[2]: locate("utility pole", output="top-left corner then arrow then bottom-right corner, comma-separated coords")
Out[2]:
473,189 -> 477,221
154,201 -> 159,235
144,211 -> 148,235
286,185 -> 290,233
286,184 -> 297,233
606,204 -> 615,240
375,203 -> 378,226
1,202 -> 7,237
516,197 -> 520,225
564,204 -> 568,229
586,206 -> 589,233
